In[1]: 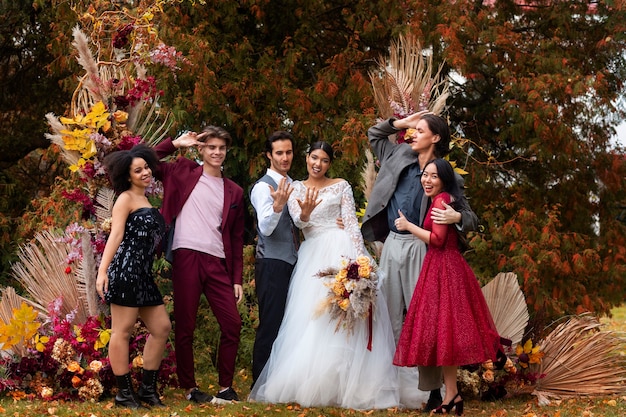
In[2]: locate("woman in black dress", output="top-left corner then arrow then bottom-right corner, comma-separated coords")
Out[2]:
96,144 -> 171,409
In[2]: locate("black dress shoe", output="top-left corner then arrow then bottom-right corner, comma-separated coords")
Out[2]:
187,387 -> 216,403
215,387 -> 239,403
423,389 -> 443,412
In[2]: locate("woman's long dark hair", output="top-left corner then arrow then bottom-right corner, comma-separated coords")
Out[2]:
425,158 -> 468,212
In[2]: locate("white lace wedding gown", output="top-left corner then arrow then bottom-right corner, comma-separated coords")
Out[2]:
249,180 -> 404,409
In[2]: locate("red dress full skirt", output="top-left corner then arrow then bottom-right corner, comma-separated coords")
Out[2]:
393,193 -> 502,367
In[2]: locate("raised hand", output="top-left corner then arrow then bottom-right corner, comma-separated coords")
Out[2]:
392,110 -> 431,130
269,177 -> 294,213
297,186 -> 321,222
173,131 -> 209,148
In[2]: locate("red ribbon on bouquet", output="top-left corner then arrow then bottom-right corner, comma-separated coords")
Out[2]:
367,305 -> 373,351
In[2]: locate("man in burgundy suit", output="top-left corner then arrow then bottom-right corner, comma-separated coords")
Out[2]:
154,126 -> 244,404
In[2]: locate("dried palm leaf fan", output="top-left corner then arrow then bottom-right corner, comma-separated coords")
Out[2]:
369,34 -> 450,122
11,230 -> 90,323
481,272 -> 529,347
533,314 -> 626,404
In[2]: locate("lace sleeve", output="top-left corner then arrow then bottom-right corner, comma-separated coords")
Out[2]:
287,182 -> 309,229
429,193 -> 451,248
339,180 -> 367,257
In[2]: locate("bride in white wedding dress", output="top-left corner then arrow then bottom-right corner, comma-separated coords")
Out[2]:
249,142 -> 423,409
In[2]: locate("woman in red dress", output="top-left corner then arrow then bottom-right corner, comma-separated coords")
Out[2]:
393,158 -> 502,416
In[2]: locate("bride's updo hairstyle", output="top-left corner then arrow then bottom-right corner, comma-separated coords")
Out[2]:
308,141 -> 334,163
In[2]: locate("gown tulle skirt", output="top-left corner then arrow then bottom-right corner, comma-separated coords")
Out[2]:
249,227 -> 416,409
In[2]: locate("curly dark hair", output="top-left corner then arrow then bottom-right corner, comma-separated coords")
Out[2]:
103,144 -> 159,194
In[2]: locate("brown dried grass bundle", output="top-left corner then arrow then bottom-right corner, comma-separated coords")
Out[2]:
360,148 -> 377,202
533,314 -> 626,404
369,34 -> 449,119
71,25 -> 104,104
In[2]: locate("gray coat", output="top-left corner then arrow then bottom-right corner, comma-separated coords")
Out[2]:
361,119 -> 478,243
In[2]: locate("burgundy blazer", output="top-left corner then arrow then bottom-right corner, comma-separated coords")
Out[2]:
153,138 -> 244,285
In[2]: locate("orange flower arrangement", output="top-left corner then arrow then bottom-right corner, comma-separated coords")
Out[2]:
315,256 -> 378,335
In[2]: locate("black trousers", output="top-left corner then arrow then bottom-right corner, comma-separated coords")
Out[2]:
251,258 -> 295,384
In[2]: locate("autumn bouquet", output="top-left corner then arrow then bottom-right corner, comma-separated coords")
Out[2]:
458,339 -> 545,400
314,256 -> 378,337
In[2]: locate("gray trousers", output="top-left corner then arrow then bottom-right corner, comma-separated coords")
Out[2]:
380,231 -> 443,391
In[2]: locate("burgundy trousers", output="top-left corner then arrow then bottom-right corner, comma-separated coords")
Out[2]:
171,249 -> 242,389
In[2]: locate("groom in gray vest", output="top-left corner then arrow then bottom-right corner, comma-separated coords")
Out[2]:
250,131 -> 298,386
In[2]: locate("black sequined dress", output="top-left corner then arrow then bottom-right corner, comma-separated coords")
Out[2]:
105,207 -> 165,307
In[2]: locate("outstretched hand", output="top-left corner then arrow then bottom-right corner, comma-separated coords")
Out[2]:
297,186 -> 321,222
269,177 -> 294,213
431,201 -> 462,225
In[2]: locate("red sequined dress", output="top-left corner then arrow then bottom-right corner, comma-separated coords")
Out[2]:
393,192 -> 501,367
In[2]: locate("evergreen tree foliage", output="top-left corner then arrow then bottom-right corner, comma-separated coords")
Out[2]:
404,0 -> 626,332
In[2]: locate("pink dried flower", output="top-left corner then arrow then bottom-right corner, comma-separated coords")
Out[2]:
150,43 -> 189,73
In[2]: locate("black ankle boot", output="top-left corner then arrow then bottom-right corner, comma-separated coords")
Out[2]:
138,369 -> 165,407
115,373 -> 145,409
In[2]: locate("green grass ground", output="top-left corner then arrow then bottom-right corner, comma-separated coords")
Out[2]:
2,306 -> 626,416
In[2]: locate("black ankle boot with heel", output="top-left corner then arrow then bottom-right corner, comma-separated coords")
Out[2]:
138,369 -> 165,407
115,373 -> 145,409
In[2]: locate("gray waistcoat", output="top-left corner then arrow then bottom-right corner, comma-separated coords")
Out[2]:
253,174 -> 298,265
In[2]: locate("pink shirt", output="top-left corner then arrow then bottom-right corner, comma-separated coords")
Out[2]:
173,173 -> 225,258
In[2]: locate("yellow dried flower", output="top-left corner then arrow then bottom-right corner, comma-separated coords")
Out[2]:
332,282 -> 345,297
113,110 -> 128,123
336,268 -> 348,281
482,369 -> 495,383
132,354 -> 144,369
88,360 -> 103,373
94,328 -> 111,350
51,338 -> 75,367
71,375 -> 83,388
356,256 -> 370,267
67,361 -> 84,374
40,386 -> 54,399
78,378 -> 104,402
516,339 -> 544,368
100,218 -> 112,234
358,266 -> 370,278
